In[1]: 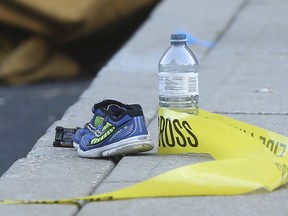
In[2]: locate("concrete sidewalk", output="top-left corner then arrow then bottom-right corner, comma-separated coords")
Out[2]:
1,0 -> 288,215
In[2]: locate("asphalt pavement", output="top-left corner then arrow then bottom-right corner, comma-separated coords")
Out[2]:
0,80 -> 90,175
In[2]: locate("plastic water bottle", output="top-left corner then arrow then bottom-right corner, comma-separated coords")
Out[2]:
158,34 -> 199,114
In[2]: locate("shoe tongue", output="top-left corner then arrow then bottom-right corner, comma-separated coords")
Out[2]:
107,104 -> 127,118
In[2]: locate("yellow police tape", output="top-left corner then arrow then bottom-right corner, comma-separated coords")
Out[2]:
1,107 -> 288,206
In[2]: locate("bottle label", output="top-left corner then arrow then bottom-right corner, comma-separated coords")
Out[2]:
159,72 -> 198,96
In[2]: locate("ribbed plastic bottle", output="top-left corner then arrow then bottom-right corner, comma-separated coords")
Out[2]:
158,34 -> 199,114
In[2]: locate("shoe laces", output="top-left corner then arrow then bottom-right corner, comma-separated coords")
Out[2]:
92,104 -> 125,136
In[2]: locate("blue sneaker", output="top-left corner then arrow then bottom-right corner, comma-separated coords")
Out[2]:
77,101 -> 153,158
73,124 -> 96,149
73,100 -> 134,149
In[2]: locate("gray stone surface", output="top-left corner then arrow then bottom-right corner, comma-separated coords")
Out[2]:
1,0 -> 288,215
0,157 -> 114,200
0,128 -> 115,216
200,0 -> 288,113
77,190 -> 288,216
224,114 -> 288,137
0,205 -> 77,216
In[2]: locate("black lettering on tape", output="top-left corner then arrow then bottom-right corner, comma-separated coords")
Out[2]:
182,121 -> 198,147
266,139 -> 275,152
274,142 -> 279,154
173,119 -> 187,147
158,115 -> 166,147
259,135 -> 288,156
165,118 -> 175,147
279,143 -> 287,157
259,136 -> 266,145
158,115 -> 199,148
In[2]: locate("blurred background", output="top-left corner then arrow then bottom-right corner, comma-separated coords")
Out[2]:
0,0 -> 160,175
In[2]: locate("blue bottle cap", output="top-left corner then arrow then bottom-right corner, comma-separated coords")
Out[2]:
170,34 -> 187,42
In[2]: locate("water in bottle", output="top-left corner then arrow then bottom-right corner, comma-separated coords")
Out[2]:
158,34 -> 199,114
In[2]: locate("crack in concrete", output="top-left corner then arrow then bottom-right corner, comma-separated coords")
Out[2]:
202,0 -> 251,59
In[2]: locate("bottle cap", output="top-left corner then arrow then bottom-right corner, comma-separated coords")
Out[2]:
170,34 -> 187,42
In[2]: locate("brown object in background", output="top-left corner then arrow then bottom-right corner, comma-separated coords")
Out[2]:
0,0 -> 159,84
4,52 -> 80,85
0,37 -> 48,79
0,0 -> 158,41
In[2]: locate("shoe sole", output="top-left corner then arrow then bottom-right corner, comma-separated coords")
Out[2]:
77,135 -> 153,158
73,142 -> 79,149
